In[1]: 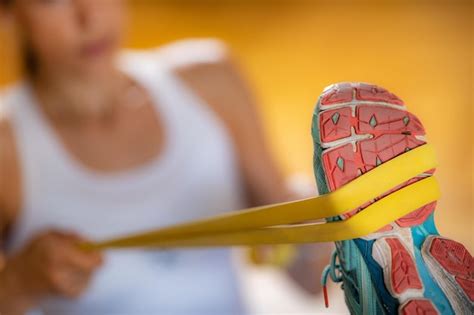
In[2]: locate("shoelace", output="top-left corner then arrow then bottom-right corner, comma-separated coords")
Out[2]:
321,249 -> 344,308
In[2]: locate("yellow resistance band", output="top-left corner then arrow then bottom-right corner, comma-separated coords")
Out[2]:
85,177 -> 439,249
82,144 -> 438,250
138,177 -> 439,247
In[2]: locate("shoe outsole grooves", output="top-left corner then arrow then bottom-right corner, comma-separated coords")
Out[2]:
316,82 -> 434,229
398,299 -> 439,315
314,82 -> 472,314
422,236 -> 474,314
372,237 -> 423,301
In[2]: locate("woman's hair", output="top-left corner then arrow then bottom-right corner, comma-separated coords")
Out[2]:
0,0 -> 12,6
1,0 -> 38,76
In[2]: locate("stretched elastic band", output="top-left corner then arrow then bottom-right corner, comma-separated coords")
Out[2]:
85,176 -> 439,249
81,144 -> 438,250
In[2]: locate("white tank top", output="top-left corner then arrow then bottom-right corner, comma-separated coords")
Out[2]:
2,50 -> 247,315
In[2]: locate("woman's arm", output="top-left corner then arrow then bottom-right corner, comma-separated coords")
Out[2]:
0,115 -> 104,315
169,39 -> 331,294
0,115 -> 34,314
166,39 -> 291,205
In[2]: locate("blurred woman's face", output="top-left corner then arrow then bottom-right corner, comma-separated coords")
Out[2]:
12,0 -> 126,76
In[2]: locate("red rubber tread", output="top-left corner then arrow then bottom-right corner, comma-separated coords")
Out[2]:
376,224 -> 394,233
320,83 -> 434,228
456,277 -> 474,301
319,105 -> 425,144
320,84 -> 353,105
355,84 -> 404,105
386,238 -> 423,294
357,106 -> 423,135
358,134 -> 425,173
395,202 -> 436,227
399,299 -> 439,315
429,237 -> 474,301
322,143 -> 360,191
320,108 -> 352,142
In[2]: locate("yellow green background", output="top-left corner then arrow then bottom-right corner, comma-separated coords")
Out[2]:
1,0 -> 472,251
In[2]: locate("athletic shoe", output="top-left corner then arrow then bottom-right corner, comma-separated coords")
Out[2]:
314,82 -> 473,314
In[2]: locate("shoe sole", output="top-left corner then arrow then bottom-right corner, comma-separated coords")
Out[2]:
312,82 -> 473,314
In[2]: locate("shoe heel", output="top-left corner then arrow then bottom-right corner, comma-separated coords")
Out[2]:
422,236 -> 474,314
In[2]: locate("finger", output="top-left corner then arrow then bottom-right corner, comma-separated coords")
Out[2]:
39,231 -> 103,274
51,269 -> 91,298
63,234 -> 104,266
62,247 -> 103,272
38,230 -> 79,242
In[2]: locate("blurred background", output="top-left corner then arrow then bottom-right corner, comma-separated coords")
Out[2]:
1,0 -> 472,314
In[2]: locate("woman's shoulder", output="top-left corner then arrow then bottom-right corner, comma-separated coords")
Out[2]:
121,38 -> 234,90
0,91 -> 17,162
155,38 -> 230,69
121,38 -> 230,74
0,95 -> 21,229
124,38 -> 258,140
154,39 -> 266,163
153,38 -> 257,126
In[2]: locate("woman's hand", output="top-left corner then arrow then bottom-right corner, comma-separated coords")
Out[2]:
0,230 -> 103,313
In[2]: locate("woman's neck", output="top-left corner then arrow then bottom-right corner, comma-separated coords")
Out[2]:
31,65 -> 129,125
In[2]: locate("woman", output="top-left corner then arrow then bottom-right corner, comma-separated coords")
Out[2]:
0,1 -> 326,314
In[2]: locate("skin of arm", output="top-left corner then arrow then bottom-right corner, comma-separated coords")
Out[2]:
0,114 -> 31,314
169,39 -> 331,295
0,115 -> 103,315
